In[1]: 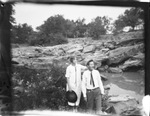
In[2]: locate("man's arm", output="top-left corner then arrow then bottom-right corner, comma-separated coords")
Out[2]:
97,71 -> 105,95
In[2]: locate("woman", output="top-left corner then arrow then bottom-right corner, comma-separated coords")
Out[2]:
65,56 -> 87,111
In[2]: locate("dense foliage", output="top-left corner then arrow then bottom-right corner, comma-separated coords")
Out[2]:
12,64 -> 67,111
113,7 -> 144,34
12,64 -> 110,112
29,32 -> 68,46
11,23 -> 33,44
11,7 -> 144,45
87,16 -> 111,39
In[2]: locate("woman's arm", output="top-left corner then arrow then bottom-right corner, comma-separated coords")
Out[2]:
82,72 -> 87,98
65,67 -> 72,91
80,64 -> 88,72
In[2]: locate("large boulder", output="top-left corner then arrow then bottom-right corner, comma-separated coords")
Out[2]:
101,74 -> 108,81
100,48 -> 110,54
132,52 -> 144,60
108,67 -> 123,73
42,49 -> 55,56
95,42 -> 104,50
83,45 -> 96,53
119,59 -> 144,71
119,52 -> 144,71
66,44 -> 83,54
116,38 -> 143,47
108,95 -> 139,115
34,48 -> 43,53
107,43 -> 144,65
56,48 -> 66,56
108,95 -> 135,103
51,48 -> 66,56
43,45 -> 68,56
82,52 -> 108,65
120,106 -> 143,116
42,44 -> 68,56
97,66 -> 108,72
12,47 -> 41,58
103,41 -> 116,50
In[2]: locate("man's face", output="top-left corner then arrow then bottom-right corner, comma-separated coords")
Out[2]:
88,61 -> 95,70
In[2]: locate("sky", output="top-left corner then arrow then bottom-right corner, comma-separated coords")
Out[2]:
13,3 -> 131,30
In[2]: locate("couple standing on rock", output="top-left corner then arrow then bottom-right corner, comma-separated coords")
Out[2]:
65,56 -> 106,115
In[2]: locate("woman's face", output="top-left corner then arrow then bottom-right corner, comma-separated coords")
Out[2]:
72,58 -> 77,64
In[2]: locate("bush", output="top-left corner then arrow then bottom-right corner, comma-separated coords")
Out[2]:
12,64 -> 109,112
29,33 -> 68,46
12,64 -> 67,111
48,33 -> 68,46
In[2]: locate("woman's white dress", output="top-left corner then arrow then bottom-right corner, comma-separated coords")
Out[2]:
65,64 -> 86,106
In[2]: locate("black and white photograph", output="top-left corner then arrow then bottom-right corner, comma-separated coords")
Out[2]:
0,0 -> 149,116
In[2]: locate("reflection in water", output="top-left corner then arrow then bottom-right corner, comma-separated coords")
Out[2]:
102,72 -> 144,104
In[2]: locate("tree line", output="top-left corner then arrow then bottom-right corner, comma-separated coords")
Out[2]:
11,7 -> 144,46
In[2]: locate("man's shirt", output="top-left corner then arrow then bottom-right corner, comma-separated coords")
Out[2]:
82,69 -> 104,98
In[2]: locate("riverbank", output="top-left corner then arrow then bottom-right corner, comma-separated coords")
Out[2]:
12,30 -> 144,72
102,72 -> 144,105
11,30 -> 145,115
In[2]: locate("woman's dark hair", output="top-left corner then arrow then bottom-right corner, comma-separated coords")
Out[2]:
69,56 -> 75,63
87,60 -> 95,66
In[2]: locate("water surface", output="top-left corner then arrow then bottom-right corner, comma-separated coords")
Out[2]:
101,72 -> 144,104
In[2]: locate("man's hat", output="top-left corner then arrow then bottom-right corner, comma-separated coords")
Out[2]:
66,90 -> 77,103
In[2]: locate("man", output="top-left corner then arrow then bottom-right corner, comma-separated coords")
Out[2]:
82,60 -> 105,114
65,56 -> 87,111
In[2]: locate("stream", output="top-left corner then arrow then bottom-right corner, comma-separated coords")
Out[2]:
102,72 -> 145,105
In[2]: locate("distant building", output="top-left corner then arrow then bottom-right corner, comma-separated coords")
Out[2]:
123,23 -> 144,32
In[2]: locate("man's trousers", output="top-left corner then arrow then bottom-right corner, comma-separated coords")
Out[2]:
86,87 -> 102,114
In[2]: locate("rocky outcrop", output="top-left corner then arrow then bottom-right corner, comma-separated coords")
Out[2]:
108,67 -> 123,73
120,59 -> 143,71
119,52 -> 144,71
103,41 -> 116,50
101,74 -> 108,81
108,95 -> 136,103
11,31 -> 144,115
108,94 -> 139,115
12,31 -> 144,71
107,43 -> 144,66
82,51 -> 108,65
116,38 -> 143,47
66,44 -> 83,54
132,52 -> 144,60
83,44 -> 96,53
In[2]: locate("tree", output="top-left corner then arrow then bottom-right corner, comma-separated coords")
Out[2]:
123,7 -> 144,30
37,15 -> 66,36
73,18 -> 87,38
113,7 -> 144,34
11,23 -> 34,44
64,19 -> 76,38
113,15 -> 126,34
10,4 -> 16,25
88,16 -> 111,39
35,15 -> 68,46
